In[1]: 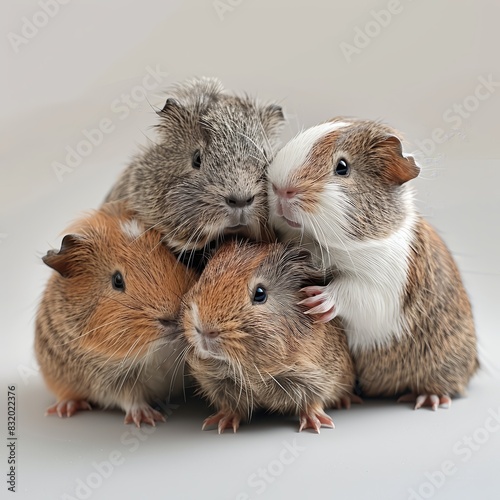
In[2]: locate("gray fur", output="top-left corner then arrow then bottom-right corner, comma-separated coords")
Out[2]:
106,77 -> 286,253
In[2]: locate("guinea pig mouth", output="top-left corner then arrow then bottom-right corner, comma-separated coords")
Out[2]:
282,215 -> 302,229
225,224 -> 246,232
193,331 -> 225,360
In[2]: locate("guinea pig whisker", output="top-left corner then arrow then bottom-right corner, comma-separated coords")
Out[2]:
168,344 -> 191,401
102,326 -> 145,367
308,211 -> 359,278
54,318 -> 124,346
233,358 -> 245,411
256,119 -> 274,163
302,211 -> 328,268
129,218 -> 165,245
106,295 -> 143,313
253,363 -> 269,388
129,355 -> 147,393
118,336 -> 143,369
172,217 -> 207,257
115,337 -> 145,394
265,371 -> 303,411
91,325 -> 132,354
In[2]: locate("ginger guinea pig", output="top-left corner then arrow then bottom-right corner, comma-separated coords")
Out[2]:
268,117 -> 479,410
181,240 -> 356,433
35,203 -> 197,426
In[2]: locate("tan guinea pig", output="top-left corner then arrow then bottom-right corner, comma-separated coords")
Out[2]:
35,203 -> 197,426
181,240 -> 357,434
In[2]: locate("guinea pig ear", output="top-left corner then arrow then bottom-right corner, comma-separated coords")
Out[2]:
259,104 -> 286,151
157,97 -> 182,116
283,246 -> 328,285
159,77 -> 225,116
42,234 -> 82,278
377,135 -> 420,185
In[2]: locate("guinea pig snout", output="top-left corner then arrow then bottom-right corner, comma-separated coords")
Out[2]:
271,183 -> 297,200
196,326 -> 220,338
225,193 -> 255,209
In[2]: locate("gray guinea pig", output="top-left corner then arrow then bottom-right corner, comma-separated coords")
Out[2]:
106,77 -> 286,257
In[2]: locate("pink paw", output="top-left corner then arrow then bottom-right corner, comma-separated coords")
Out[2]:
298,286 -> 336,323
299,407 -> 335,433
46,399 -> 92,418
124,405 -> 166,427
398,392 -> 452,411
202,411 -> 241,434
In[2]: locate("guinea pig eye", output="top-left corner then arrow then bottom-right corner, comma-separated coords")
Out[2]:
112,271 -> 125,292
252,286 -> 267,304
192,150 -> 202,170
335,158 -> 350,177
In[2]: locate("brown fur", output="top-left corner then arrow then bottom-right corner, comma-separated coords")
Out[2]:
181,241 -> 355,424
354,218 -> 478,397
286,131 -> 344,213
269,117 -> 478,404
35,203 -> 197,418
309,118 -> 420,239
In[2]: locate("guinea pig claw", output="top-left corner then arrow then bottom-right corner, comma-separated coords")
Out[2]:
124,406 -> 166,427
46,399 -> 92,418
299,408 -> 335,433
334,394 -> 364,409
298,287 -> 337,323
397,392 -> 452,410
202,411 -> 241,434
299,286 -> 327,297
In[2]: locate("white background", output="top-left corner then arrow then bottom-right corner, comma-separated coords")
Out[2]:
1,1 -> 499,499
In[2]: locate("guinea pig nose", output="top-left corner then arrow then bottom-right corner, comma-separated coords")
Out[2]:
225,195 -> 254,208
196,326 -> 219,338
272,184 -> 297,199
205,330 -> 219,338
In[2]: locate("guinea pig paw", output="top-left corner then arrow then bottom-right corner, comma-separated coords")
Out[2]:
299,408 -> 335,434
124,406 -> 166,428
202,411 -> 241,434
333,394 -> 364,409
397,393 -> 452,411
45,400 -> 92,418
298,286 -> 337,323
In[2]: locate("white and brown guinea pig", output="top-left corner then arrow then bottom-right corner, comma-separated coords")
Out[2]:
35,203 -> 197,426
181,240 -> 356,434
268,117 -> 478,410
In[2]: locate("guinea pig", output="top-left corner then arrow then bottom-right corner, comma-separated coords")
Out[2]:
35,203 -> 197,426
105,77 -> 286,257
267,117 -> 478,410
181,240 -> 356,433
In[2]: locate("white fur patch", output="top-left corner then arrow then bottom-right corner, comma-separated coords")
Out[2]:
120,219 -> 143,240
306,189 -> 417,351
269,121 -> 350,188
